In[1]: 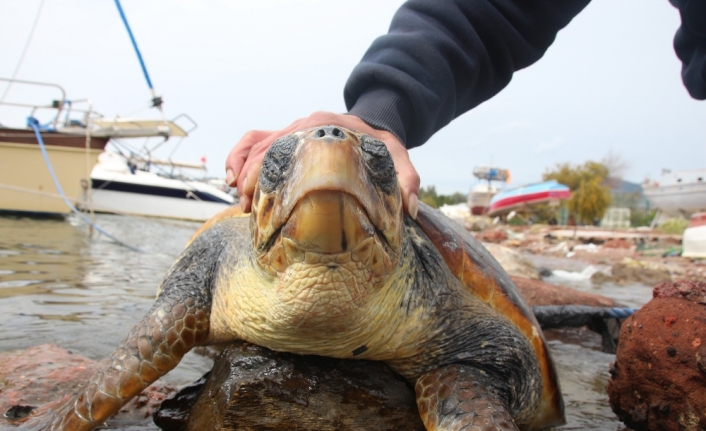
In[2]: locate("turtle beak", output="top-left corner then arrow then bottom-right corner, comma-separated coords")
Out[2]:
251,126 -> 402,262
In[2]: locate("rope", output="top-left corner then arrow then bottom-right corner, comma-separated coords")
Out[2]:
0,0 -> 47,104
607,307 -> 638,319
27,117 -> 141,252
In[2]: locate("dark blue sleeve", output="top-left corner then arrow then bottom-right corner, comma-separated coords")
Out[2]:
344,0 -> 591,149
671,0 -> 706,100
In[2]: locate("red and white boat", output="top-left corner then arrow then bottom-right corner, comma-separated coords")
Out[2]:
487,180 -> 571,217
467,166 -> 510,215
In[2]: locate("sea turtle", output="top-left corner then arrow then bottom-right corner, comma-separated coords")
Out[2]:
11,126 -> 564,431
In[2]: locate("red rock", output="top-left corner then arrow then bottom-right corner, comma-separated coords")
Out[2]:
603,238 -> 633,249
510,276 -> 619,307
607,281 -> 706,431
0,344 -> 176,428
476,227 -> 508,243
653,280 -> 706,304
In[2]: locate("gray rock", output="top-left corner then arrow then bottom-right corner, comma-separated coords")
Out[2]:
155,342 -> 425,431
482,242 -> 540,279
591,271 -> 615,285
611,259 -> 673,286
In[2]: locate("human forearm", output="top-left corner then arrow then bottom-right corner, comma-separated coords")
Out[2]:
345,0 -> 591,149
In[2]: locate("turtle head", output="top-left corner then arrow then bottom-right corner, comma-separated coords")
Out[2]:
250,126 -> 403,283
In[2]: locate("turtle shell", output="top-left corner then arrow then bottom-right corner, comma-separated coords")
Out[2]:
415,202 -> 565,430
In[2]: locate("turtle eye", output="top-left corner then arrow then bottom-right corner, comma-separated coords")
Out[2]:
360,136 -> 397,194
259,134 -> 298,193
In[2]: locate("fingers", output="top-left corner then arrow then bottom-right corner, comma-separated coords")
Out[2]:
226,129 -> 274,187
383,135 -> 420,219
226,112 -> 422,217
227,129 -> 279,213
234,126 -> 303,212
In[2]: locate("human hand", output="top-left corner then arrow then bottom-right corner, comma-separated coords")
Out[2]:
225,111 -> 420,218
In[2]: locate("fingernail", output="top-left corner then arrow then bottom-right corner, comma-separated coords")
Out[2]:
226,169 -> 235,186
408,193 -> 418,220
239,195 -> 248,212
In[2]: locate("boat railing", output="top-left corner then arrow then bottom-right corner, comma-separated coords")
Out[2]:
0,77 -> 104,130
1,78 -> 197,143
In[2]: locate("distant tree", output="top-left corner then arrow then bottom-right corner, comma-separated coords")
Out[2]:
527,203 -> 557,224
437,192 -> 467,206
631,209 -> 657,227
568,177 -> 612,224
544,161 -> 612,225
418,186 -> 467,209
419,185 -> 439,208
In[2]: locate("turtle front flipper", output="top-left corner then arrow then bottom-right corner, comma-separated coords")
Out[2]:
9,222 -> 228,431
415,365 -> 519,431
10,295 -> 211,431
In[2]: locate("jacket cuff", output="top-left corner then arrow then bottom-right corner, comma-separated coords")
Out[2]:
346,87 -> 414,148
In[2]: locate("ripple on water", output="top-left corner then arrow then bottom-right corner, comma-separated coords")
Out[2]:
0,214 -> 209,388
0,279 -> 44,288
548,338 -> 624,430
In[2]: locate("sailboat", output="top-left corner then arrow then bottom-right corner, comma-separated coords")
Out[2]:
0,1 -> 235,221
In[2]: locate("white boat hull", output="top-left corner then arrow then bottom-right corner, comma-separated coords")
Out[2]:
683,225 -> 706,258
643,170 -> 706,217
89,151 -> 235,222
467,183 -> 498,215
90,188 -> 232,221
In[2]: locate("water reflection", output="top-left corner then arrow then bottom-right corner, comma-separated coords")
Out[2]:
0,214 -> 211,385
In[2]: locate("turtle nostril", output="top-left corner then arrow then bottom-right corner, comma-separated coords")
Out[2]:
313,127 -> 346,140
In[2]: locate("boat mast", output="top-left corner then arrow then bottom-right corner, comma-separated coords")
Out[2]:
113,0 -> 165,117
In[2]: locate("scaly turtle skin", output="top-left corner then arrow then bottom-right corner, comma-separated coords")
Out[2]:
10,126 -> 564,431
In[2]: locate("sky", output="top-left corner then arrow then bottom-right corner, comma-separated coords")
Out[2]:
1,0 -> 704,195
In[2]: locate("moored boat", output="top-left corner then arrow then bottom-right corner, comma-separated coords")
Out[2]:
0,78 -> 223,220
487,180 -> 571,217
0,78 -> 110,216
0,128 -> 110,216
89,151 -> 235,221
643,169 -> 706,217
468,183 -> 498,215
467,166 -> 510,215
